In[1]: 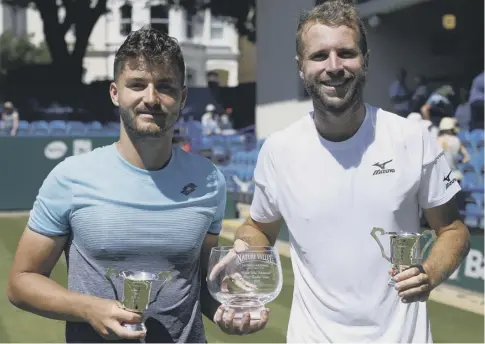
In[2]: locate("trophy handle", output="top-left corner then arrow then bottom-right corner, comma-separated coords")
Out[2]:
105,268 -> 121,302
105,268 -> 120,280
419,229 -> 437,260
157,271 -> 172,285
148,272 -> 172,307
370,227 -> 391,262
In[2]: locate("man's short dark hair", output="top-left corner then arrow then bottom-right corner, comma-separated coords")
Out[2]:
296,0 -> 368,59
113,28 -> 185,85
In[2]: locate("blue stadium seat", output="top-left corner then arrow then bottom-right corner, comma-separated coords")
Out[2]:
186,120 -> 202,137
106,122 -> 120,130
470,192 -> 484,207
458,131 -> 474,152
16,120 -> 30,136
470,129 -> 484,143
100,122 -> 119,137
67,121 -> 87,136
0,121 -> 7,136
90,121 -> 103,130
219,165 -> 238,192
464,203 -> 483,228
248,150 -> 258,166
49,120 -> 67,136
30,121 -> 49,136
470,154 -> 484,175
457,130 -> 472,143
86,121 -> 104,136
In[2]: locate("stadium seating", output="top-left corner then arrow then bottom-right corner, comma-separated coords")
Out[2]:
2,118 -> 482,229
16,120 -> 30,136
0,120 -> 121,137
49,120 -> 68,136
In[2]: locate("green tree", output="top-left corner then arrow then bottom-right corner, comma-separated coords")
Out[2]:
1,0 -> 255,83
2,0 -> 109,84
0,31 -> 51,78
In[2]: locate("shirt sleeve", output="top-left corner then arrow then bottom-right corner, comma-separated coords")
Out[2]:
207,168 -> 227,235
418,127 -> 461,209
28,160 -> 72,236
425,93 -> 444,105
249,139 -> 281,223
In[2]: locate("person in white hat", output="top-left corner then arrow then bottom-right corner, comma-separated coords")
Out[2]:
1,101 -> 20,136
201,103 -> 220,135
437,117 -> 470,183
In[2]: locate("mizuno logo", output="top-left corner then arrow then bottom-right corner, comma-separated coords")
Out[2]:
443,171 -> 452,182
444,171 -> 456,189
372,159 -> 395,175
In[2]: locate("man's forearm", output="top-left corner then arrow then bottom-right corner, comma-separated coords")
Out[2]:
235,221 -> 273,246
423,224 -> 470,287
8,272 -> 97,322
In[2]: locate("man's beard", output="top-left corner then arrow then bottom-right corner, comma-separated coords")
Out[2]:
304,68 -> 366,115
119,107 -> 179,139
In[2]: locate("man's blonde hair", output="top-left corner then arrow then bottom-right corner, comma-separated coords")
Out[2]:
296,0 -> 368,59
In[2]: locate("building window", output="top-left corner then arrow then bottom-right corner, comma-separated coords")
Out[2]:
186,69 -> 196,86
210,17 -> 224,39
186,11 -> 204,39
186,12 -> 194,39
120,2 -> 132,36
150,4 -> 169,34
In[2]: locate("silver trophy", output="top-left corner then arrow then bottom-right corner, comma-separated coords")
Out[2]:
105,269 -> 171,332
370,228 -> 436,285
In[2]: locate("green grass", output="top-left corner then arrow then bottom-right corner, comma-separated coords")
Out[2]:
0,216 -> 483,343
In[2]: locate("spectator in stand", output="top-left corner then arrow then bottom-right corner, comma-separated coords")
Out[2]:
421,85 -> 455,126
437,117 -> 470,185
389,68 -> 411,117
219,108 -> 233,130
1,101 -> 19,136
454,88 -> 472,131
219,107 -> 237,135
410,75 -> 429,113
468,71 -> 484,130
201,104 -> 220,136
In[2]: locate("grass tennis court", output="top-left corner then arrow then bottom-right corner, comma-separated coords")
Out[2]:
0,216 -> 483,343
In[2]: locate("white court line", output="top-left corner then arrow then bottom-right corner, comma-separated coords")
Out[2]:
0,211 -> 30,218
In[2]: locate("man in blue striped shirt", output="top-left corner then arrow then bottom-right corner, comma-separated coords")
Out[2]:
7,28 -> 236,343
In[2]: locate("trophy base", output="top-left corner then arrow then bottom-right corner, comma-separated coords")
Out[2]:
123,322 -> 146,332
225,297 -> 265,325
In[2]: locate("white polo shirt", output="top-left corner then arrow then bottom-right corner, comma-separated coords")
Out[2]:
250,104 -> 460,343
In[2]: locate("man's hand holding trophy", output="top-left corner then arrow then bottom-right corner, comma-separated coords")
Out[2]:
371,227 -> 437,303
207,239 -> 283,335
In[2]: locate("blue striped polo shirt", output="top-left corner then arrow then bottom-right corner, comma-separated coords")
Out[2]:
28,143 -> 226,343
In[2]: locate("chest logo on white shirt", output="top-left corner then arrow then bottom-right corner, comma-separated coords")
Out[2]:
372,159 -> 395,175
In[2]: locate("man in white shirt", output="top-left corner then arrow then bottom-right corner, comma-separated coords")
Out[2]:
211,1 -> 471,342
